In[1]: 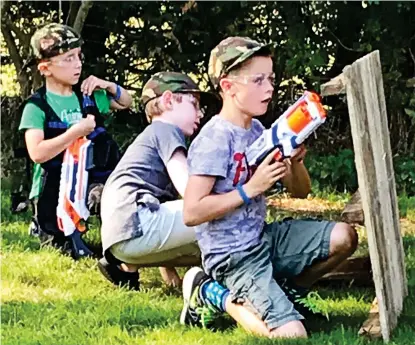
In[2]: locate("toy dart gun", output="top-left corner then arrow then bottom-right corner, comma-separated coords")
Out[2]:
245,91 -> 327,166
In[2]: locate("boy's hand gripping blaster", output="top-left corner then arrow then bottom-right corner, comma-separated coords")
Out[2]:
245,91 -> 327,166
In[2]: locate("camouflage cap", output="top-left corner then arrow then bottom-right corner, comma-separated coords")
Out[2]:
141,71 -> 214,106
30,23 -> 83,60
208,36 -> 271,89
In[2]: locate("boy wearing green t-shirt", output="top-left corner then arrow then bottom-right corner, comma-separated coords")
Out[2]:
19,23 -> 132,257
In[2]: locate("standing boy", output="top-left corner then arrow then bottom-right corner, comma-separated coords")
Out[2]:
19,23 -> 132,258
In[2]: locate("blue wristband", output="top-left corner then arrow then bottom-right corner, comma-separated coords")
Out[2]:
236,184 -> 251,205
110,84 -> 121,102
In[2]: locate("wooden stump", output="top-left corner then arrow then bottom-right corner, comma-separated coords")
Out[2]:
341,190 -> 364,225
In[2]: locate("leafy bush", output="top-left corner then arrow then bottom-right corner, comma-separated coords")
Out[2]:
305,149 -> 358,193
394,155 -> 415,196
305,149 -> 415,196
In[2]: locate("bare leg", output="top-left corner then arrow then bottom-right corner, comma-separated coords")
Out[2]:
225,299 -> 307,338
224,299 -> 270,337
270,320 -> 307,338
120,256 -> 201,287
120,264 -> 182,286
159,267 -> 181,287
120,263 -> 139,272
293,222 -> 358,288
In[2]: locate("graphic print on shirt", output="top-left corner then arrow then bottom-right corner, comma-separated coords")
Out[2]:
232,152 -> 258,186
60,108 -> 82,126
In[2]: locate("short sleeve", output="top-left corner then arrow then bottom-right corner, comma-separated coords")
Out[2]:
155,124 -> 187,166
188,128 -> 231,178
19,102 -> 46,131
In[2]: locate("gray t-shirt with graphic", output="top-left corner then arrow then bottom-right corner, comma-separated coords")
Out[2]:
101,121 -> 186,253
188,115 -> 267,272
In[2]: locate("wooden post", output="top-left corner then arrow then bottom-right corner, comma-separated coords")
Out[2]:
321,50 -> 407,342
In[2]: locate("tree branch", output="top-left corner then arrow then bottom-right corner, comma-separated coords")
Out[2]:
1,23 -> 31,97
1,0 -> 11,14
1,24 -> 23,72
327,28 -> 362,53
2,16 -> 30,50
73,0 -> 94,33
66,1 -> 81,27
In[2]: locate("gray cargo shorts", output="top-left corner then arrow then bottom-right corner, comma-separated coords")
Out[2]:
210,218 -> 335,330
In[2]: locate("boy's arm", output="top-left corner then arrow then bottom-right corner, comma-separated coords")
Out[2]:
106,82 -> 133,110
184,149 -> 288,226
81,76 -> 132,110
166,149 -> 189,197
183,175 -> 247,226
281,145 -> 311,198
281,161 -> 311,198
25,115 -> 95,163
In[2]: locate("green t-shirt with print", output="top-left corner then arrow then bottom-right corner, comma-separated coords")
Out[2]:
19,89 -> 111,199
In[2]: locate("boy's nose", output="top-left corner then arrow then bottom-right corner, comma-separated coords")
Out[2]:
265,79 -> 274,92
75,53 -> 84,68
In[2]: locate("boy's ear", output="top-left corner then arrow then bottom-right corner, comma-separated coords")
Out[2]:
160,90 -> 174,109
219,78 -> 234,96
37,61 -> 51,76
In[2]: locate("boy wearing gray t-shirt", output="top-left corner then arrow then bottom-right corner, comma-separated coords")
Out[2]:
99,72 -> 212,289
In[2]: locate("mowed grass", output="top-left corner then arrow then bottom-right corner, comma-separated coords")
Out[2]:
1,190 -> 415,345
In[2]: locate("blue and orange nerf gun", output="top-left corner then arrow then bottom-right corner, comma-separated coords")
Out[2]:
245,91 -> 327,166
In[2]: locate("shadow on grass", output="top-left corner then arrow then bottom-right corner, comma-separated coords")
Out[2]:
305,314 -> 367,335
2,219 -> 103,259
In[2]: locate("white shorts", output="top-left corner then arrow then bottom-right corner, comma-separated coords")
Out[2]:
110,200 -> 200,265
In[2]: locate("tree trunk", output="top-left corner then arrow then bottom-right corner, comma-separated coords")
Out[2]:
72,1 -> 94,33
66,1 -> 81,27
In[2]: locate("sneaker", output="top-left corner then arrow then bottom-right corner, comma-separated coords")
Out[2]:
180,267 -> 218,328
97,257 -> 140,291
69,230 -> 94,259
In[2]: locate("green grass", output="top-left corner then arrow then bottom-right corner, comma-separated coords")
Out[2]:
1,189 -> 415,345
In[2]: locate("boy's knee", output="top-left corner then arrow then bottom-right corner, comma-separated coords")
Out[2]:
329,222 -> 358,257
270,320 -> 307,339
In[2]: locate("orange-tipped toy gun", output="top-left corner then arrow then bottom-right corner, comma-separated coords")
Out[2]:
246,91 -> 327,166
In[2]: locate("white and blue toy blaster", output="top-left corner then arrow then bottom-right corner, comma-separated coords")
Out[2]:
246,91 -> 327,166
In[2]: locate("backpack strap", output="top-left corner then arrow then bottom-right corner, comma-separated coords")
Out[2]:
29,86 -> 62,123
72,85 -> 101,119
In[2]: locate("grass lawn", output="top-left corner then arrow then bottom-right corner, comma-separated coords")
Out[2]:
1,190 -> 414,345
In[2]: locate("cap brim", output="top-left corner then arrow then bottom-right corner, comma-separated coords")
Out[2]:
226,44 -> 272,73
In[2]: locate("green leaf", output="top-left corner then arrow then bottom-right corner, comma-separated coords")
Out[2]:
404,108 -> 415,118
